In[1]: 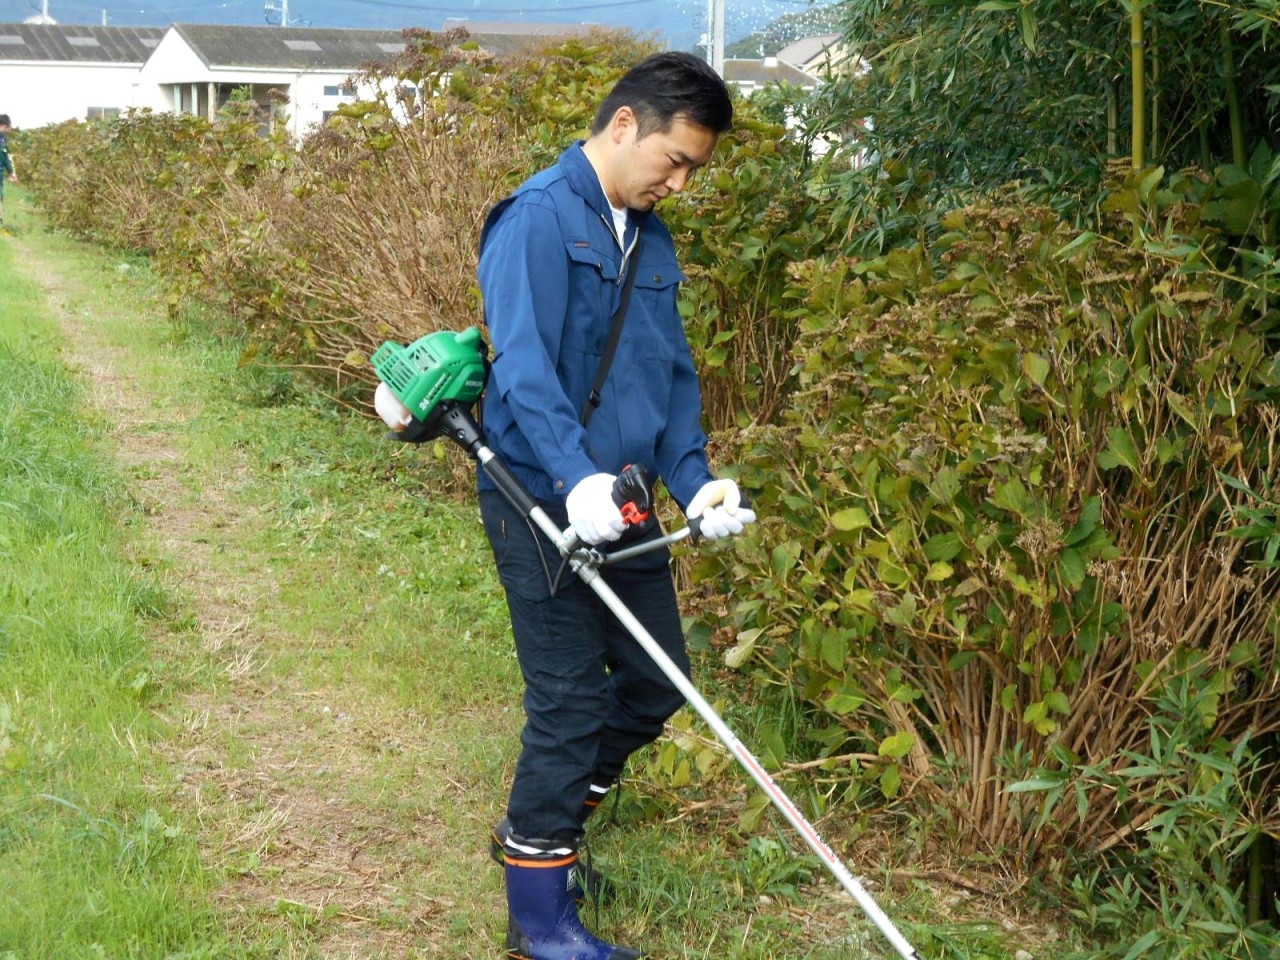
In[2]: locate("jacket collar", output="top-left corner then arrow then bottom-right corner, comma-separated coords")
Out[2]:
560,141 -> 651,234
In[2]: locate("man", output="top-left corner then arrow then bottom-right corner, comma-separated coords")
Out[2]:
477,53 -> 756,960
0,115 -> 16,230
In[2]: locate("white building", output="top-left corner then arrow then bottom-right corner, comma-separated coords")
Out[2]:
0,21 -> 598,136
722,56 -> 819,98
137,24 -> 413,138
775,34 -> 851,79
723,41 -> 871,165
0,23 -> 168,128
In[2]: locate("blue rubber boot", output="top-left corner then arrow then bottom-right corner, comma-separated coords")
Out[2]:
491,817 -> 612,904
490,778 -> 616,903
504,852 -> 641,960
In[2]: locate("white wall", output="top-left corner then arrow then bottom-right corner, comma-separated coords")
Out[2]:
137,29 -> 206,85
284,71 -> 361,136
288,74 -> 426,137
0,61 -> 165,128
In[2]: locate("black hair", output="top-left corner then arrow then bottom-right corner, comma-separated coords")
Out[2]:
592,52 -> 732,138
0,115 -> 9,127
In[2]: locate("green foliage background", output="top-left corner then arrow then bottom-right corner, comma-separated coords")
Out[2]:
19,12 -> 1280,958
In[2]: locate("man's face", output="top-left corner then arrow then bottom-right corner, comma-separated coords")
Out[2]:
611,112 -> 717,212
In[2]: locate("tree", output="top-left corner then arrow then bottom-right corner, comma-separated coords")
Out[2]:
725,5 -> 844,59
819,0 -> 1280,197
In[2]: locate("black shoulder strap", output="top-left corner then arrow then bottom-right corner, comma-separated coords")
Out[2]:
582,236 -> 642,429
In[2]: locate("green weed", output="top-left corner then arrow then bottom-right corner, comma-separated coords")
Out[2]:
0,219 -> 259,958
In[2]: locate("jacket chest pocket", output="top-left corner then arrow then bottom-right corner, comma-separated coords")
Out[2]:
563,240 -> 621,355
623,259 -> 686,363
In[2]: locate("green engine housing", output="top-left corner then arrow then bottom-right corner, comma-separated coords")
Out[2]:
371,327 -> 488,420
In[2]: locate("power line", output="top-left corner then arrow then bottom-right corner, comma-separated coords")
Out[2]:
338,0 -> 652,11
38,0 -> 259,10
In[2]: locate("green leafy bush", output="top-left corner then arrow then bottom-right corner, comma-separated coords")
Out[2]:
25,103 -> 282,254
697,181 -> 1278,920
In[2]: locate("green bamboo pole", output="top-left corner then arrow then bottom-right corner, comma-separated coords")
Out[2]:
1131,5 -> 1146,170
1107,80 -> 1119,156
1246,733 -> 1276,925
1149,22 -> 1160,161
1221,20 -> 1246,168
1268,834 -> 1278,923
1250,835 -> 1264,924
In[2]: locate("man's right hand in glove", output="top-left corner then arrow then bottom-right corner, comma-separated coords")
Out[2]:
566,473 -> 627,545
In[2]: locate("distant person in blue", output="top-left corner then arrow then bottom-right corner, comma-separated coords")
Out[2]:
0,115 -> 15,229
477,52 -> 756,960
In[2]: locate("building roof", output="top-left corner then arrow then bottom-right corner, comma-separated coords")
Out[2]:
439,19 -> 602,57
723,58 -> 817,89
776,34 -> 841,70
170,23 -> 408,70
0,23 -> 166,63
441,19 -> 594,37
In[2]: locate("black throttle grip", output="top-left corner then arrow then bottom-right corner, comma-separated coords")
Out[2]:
612,464 -> 653,526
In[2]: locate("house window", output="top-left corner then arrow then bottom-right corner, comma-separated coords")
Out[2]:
340,85 -> 354,96
0,36 -> 26,45
68,37 -> 102,47
283,39 -> 321,52
86,106 -> 121,120
323,85 -> 339,96
323,85 -> 355,97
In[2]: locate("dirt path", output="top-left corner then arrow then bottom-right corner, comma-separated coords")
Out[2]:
11,231 -> 448,957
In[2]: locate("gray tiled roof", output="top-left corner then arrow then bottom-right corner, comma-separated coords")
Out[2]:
172,24 -> 408,70
724,58 -> 817,88
0,23 -> 166,63
776,34 -> 841,70
442,19 -> 594,37
441,20 -> 603,57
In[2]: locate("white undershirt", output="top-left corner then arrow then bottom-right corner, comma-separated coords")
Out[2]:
596,174 -> 629,249
609,201 -> 628,249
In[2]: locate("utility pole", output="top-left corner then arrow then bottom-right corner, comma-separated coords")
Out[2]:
264,0 -> 289,26
706,0 -> 724,76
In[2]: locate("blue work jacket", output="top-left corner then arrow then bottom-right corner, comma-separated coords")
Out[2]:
477,142 -> 712,509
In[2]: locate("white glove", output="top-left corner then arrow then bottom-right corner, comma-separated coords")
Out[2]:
686,478 -> 757,541
566,473 -> 627,545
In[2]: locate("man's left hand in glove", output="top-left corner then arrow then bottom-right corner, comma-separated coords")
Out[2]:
686,478 -> 757,541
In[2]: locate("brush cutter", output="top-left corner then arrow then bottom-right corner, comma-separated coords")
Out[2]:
371,327 -> 922,960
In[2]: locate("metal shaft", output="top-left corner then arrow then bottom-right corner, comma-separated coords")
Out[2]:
473,447 -> 921,960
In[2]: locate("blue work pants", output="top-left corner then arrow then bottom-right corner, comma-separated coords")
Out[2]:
480,488 -> 689,845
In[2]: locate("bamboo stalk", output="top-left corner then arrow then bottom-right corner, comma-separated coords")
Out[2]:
1107,79 -> 1119,156
1130,5 -> 1146,170
1149,22 -> 1160,161
1221,21 -> 1247,168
